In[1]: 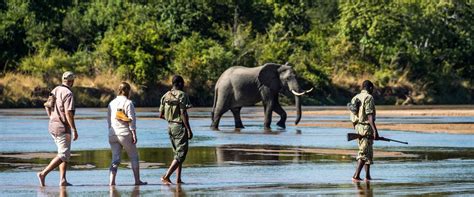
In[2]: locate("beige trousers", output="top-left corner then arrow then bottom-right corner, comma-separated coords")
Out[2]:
109,134 -> 139,170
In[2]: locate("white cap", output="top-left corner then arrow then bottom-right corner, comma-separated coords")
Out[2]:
62,71 -> 75,81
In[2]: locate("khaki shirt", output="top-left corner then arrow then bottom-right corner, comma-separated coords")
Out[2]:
354,90 -> 376,124
49,85 -> 75,135
159,89 -> 192,123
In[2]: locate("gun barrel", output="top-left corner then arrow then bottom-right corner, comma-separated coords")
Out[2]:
380,137 -> 408,144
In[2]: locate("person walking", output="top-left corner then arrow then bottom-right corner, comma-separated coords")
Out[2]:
107,82 -> 147,186
37,71 -> 79,187
351,80 -> 380,182
159,75 -> 193,185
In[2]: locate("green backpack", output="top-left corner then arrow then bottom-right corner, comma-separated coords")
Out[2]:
347,93 -> 369,124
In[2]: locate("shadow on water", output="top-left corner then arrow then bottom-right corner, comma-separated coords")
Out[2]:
2,145 -> 474,171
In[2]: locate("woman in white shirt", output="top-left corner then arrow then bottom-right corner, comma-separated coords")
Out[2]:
107,82 -> 146,186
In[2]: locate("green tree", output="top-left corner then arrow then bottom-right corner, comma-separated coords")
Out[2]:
171,33 -> 234,105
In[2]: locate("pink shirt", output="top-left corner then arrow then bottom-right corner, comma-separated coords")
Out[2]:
48,85 -> 75,135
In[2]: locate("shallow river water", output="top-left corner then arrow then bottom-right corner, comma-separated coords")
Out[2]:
0,106 -> 473,196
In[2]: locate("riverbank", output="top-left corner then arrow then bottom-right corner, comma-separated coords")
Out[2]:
298,122 -> 474,134
0,72 -> 170,108
2,71 -> 473,108
295,107 -> 474,134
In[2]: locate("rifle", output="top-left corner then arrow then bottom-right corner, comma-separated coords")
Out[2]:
347,133 -> 408,144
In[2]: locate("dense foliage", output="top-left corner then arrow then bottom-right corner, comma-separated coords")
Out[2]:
1,0 -> 472,106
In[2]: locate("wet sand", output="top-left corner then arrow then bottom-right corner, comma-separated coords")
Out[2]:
1,161 -> 474,196
301,108 -> 474,117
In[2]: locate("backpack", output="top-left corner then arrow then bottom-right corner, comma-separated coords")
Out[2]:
164,90 -> 180,106
44,85 -> 71,109
44,93 -> 56,108
348,93 -> 369,124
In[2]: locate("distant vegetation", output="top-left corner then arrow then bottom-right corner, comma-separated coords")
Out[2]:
0,0 -> 472,107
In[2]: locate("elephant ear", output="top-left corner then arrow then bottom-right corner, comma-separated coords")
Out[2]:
257,63 -> 282,91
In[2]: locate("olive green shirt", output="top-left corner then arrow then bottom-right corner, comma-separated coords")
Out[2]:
355,90 -> 376,124
159,89 -> 192,123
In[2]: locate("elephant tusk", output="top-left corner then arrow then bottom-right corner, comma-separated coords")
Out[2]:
291,89 -> 306,96
304,88 -> 314,93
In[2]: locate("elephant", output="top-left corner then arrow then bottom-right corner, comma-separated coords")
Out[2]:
210,62 -> 313,130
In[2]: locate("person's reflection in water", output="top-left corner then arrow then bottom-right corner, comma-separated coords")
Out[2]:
131,186 -> 140,197
109,186 -> 141,197
295,129 -> 302,135
109,186 -> 120,197
59,186 -> 68,197
37,186 -> 69,197
355,181 -> 373,197
172,184 -> 186,197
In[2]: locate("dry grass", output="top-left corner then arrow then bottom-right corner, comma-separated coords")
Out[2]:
0,71 -> 140,107
0,73 -> 46,103
74,70 -> 138,93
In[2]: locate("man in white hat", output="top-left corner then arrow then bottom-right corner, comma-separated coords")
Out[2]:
37,71 -> 79,187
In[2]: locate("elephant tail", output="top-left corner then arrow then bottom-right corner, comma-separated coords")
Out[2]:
211,87 -> 218,122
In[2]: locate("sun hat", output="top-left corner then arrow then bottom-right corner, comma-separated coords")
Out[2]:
62,71 -> 76,81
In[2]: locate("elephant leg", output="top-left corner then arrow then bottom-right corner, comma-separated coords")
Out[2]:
273,102 -> 287,129
263,100 -> 274,130
230,107 -> 244,128
230,107 -> 244,129
211,102 -> 230,130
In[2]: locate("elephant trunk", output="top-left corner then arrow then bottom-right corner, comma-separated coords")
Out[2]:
295,95 -> 301,125
288,80 -> 311,125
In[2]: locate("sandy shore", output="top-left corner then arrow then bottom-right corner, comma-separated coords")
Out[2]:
297,122 -> 474,134
0,152 -> 80,159
300,109 -> 474,117
287,108 -> 474,134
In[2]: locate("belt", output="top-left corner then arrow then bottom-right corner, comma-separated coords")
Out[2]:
168,121 -> 183,124
357,122 -> 370,125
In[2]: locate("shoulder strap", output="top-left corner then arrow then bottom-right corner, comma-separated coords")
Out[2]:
60,84 -> 72,91
51,88 -> 67,125
357,94 -> 370,118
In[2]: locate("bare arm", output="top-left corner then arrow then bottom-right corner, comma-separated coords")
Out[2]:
181,109 -> 193,139
131,129 -> 137,144
107,105 -> 111,129
368,114 -> 379,139
45,107 -> 51,117
66,111 -> 78,141
159,94 -> 166,119
159,111 -> 164,119
127,102 -> 138,144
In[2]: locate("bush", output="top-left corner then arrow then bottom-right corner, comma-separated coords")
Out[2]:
95,19 -> 170,86
170,33 -> 234,105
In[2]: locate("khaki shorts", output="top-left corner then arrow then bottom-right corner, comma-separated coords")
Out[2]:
168,123 -> 188,163
51,133 -> 71,162
356,124 -> 374,164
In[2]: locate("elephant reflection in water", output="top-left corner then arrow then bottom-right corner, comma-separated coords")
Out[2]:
211,62 -> 312,130
215,145 -> 304,164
